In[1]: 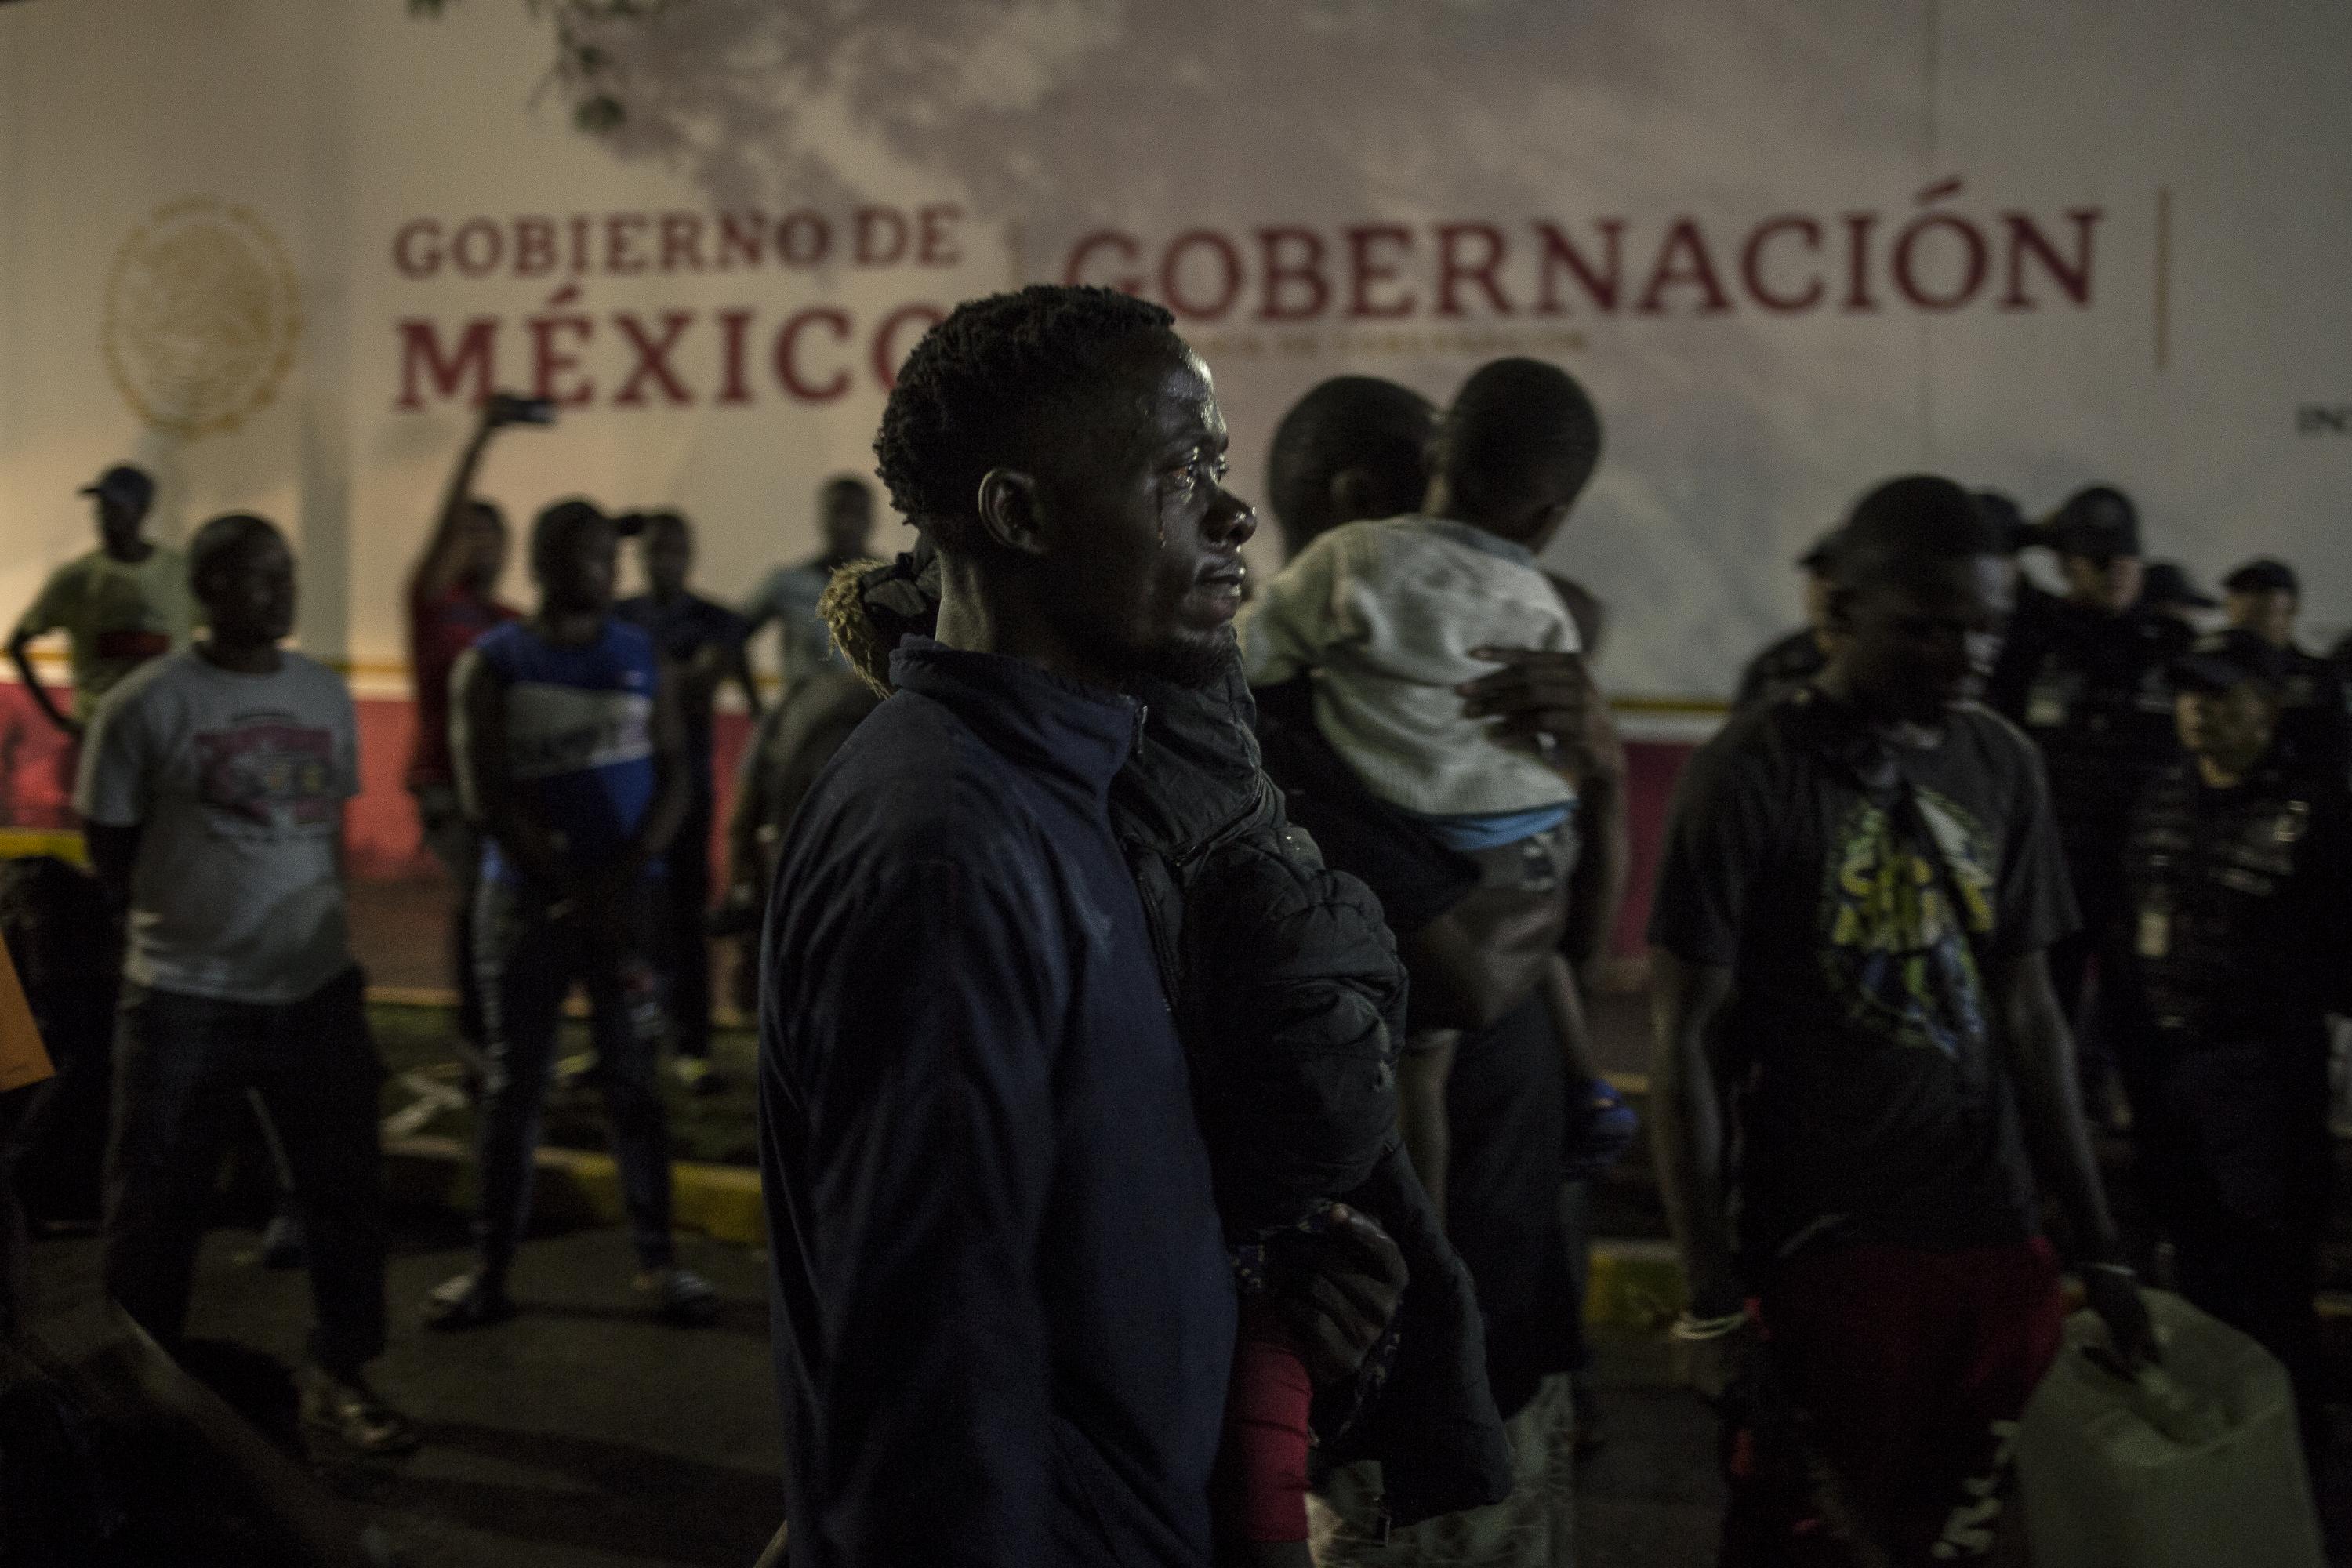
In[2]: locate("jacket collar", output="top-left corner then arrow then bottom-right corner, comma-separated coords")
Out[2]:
889,638 -> 1140,796
1112,647 -> 1272,855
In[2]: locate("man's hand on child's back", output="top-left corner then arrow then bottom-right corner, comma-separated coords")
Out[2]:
1459,647 -> 1622,779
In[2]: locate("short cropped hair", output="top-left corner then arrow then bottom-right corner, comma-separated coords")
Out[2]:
1433,358 -> 1602,534
874,285 -> 1178,553
188,513 -> 282,586
1836,475 -> 2003,592
1265,376 -> 1436,554
529,498 -> 612,580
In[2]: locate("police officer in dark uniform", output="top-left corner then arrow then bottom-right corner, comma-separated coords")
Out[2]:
1972,489 -> 2058,716
1992,485 -> 2190,1112
2117,627 -> 2352,1457
1732,532 -> 1838,710
2140,561 -> 2216,633
2223,557 -> 2351,781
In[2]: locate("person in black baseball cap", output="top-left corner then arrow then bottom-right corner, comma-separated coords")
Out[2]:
2140,561 -> 2216,631
1988,482 -> 2188,1127
1973,487 -> 2052,557
9,462 -> 188,739
2114,622 -> 2352,1462
1731,529 -> 1842,710
2222,557 -> 2300,648
2218,557 -> 2347,779
2046,484 -> 2143,611
2172,624 -> 2288,697
80,463 -> 157,524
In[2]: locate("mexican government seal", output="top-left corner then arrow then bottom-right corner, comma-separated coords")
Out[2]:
103,198 -> 303,437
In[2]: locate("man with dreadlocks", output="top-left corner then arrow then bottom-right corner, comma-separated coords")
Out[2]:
760,286 -> 1508,1567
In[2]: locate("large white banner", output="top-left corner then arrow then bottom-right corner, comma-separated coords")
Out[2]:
4,0 -> 2349,704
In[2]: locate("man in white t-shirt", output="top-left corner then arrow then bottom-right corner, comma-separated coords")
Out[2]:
738,474 -> 875,690
76,513 -> 416,1456
9,464 -> 194,739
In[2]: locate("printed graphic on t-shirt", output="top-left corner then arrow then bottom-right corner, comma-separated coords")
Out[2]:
1819,787 -> 1998,1059
503,681 -> 654,780
194,714 -> 343,837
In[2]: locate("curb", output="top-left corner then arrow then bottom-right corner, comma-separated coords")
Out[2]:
1584,1238 -> 1687,1338
0,828 -> 87,866
383,1132 -> 1694,1334
386,1134 -> 768,1248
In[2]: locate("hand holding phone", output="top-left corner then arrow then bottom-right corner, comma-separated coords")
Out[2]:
485,391 -> 558,429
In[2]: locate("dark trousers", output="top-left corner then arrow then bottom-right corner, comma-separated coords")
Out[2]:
413,782 -> 487,1047
2134,1034 -> 2329,1456
472,878 -> 674,1276
7,992 -> 114,1229
103,967 -> 387,1372
654,791 -> 714,1060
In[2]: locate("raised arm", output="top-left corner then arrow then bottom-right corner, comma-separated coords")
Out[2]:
411,401 -> 508,604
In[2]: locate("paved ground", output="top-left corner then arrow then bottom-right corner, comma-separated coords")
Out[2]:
321,880 -> 2348,1566
1572,1344 -> 1724,1566
32,1220 -> 786,1568
32,1210 -> 1740,1568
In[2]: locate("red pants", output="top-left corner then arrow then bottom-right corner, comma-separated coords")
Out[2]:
1209,1296 -> 1316,1544
1722,1238 -> 2062,1566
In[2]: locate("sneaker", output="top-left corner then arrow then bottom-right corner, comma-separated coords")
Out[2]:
422,1272 -> 516,1332
637,1265 -> 721,1327
299,1365 -> 420,1456
259,1211 -> 307,1269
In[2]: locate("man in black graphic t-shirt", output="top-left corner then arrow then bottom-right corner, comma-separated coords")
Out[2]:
1651,476 -> 2151,1565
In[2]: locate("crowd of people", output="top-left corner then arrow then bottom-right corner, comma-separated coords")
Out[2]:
0,277 -> 2346,1566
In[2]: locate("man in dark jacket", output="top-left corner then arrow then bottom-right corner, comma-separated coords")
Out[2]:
759,287 -> 1397,1568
